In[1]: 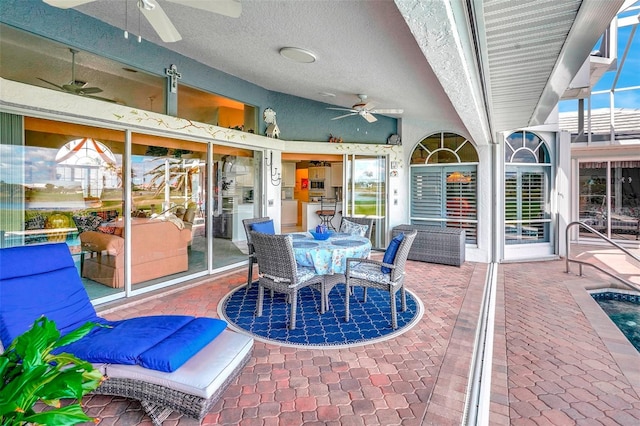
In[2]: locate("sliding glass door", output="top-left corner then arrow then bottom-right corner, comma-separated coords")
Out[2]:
579,160 -> 640,241
344,154 -> 386,249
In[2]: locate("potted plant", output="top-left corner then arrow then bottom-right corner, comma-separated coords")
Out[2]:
0,317 -> 104,425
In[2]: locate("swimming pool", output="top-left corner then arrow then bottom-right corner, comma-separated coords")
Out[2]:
590,290 -> 640,352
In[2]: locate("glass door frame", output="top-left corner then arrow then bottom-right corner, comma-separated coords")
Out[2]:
344,153 -> 388,249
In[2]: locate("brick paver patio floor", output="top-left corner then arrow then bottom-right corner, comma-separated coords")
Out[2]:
77,255 -> 639,425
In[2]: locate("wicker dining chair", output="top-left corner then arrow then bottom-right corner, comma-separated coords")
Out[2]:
242,217 -> 272,289
250,231 -> 326,330
338,216 -> 374,239
344,230 -> 417,329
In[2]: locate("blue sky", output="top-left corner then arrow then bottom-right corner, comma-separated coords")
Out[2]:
559,3 -> 639,113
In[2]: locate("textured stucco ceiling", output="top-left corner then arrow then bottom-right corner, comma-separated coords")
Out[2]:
0,0 -> 624,145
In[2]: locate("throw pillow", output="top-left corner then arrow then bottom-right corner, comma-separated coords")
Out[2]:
251,220 -> 275,234
72,214 -> 103,233
381,232 -> 404,273
98,226 -> 116,234
24,214 -> 46,230
340,219 -> 369,237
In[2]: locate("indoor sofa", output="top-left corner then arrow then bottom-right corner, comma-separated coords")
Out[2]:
0,243 -> 254,425
79,217 -> 192,287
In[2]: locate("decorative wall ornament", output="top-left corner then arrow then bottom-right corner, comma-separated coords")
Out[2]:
266,122 -> 280,138
387,134 -> 401,145
266,151 -> 281,186
165,64 -> 182,94
328,134 -> 343,143
263,107 -> 280,139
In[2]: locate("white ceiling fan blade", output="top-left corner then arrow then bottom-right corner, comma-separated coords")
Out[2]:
327,107 -> 356,113
43,0 -> 96,8
140,0 -> 182,43
362,101 -> 377,111
331,113 -> 357,121
167,0 -> 242,18
362,112 -> 377,123
370,108 -> 404,115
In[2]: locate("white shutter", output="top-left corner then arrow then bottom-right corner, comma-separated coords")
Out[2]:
505,167 -> 549,244
446,168 -> 477,242
411,169 -> 443,219
410,166 -> 478,244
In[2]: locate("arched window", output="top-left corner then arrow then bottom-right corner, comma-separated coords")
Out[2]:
504,131 -> 551,245
55,138 -> 117,198
410,132 -> 479,244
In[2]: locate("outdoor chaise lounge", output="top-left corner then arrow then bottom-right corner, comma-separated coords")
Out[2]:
0,243 -> 254,425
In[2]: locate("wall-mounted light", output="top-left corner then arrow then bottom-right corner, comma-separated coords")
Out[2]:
266,151 -> 281,186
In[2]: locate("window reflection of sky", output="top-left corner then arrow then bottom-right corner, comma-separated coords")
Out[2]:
559,2 -> 640,112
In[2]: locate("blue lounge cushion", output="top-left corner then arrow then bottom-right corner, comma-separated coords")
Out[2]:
381,233 -> 404,273
251,220 -> 275,234
57,315 -> 194,365
138,317 -> 227,372
0,243 -> 228,373
0,243 -> 101,347
58,316 -> 228,372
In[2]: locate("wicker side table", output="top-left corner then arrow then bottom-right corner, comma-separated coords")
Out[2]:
391,224 -> 465,266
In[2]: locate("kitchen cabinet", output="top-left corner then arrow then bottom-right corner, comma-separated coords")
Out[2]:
282,162 -> 296,187
331,162 -> 343,187
309,166 -> 330,180
281,200 -> 298,226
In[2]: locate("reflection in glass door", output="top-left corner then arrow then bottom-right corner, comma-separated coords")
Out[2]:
211,147 -> 262,270
130,135 -> 209,290
579,161 -> 640,241
344,155 -> 387,249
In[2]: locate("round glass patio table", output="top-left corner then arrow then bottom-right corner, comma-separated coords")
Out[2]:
289,232 -> 371,275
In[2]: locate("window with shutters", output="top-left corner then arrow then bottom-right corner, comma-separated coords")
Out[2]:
410,132 -> 478,244
504,131 -> 551,245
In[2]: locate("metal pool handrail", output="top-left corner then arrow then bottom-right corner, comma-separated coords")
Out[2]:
566,221 -> 640,292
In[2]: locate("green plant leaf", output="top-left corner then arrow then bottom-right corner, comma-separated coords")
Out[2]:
0,364 -> 51,411
39,372 -> 84,401
0,317 -> 104,425
54,322 -> 104,349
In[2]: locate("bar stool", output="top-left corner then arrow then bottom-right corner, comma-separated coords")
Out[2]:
316,197 -> 338,230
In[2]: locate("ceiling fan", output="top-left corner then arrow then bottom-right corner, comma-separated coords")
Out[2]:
43,0 -> 242,43
327,94 -> 403,123
37,48 -> 118,102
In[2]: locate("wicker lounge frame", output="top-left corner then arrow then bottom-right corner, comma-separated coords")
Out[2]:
95,344 -> 252,425
0,243 -> 254,426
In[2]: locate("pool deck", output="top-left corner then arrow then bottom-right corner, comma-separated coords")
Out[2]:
83,249 -> 640,425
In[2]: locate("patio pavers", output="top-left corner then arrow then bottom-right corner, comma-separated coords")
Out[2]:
80,256 -> 640,425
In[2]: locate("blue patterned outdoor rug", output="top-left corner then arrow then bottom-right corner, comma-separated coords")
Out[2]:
218,283 -> 423,348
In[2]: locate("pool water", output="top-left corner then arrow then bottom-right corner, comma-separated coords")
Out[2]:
591,291 -> 640,352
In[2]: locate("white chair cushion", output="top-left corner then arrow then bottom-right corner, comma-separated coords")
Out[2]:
340,219 -> 368,237
349,262 -> 391,283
